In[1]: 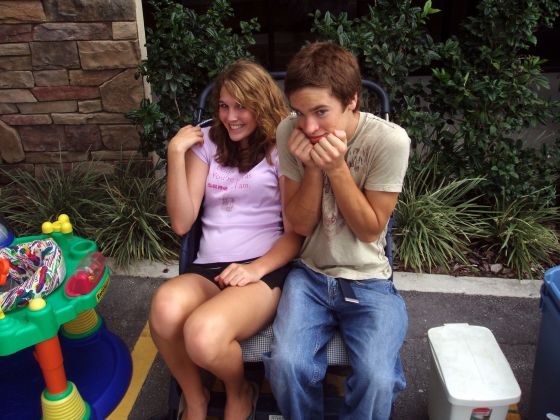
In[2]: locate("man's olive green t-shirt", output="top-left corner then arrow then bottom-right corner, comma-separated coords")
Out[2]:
277,112 -> 410,280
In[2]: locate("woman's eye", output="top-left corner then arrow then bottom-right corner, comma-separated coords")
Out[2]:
219,103 -> 228,109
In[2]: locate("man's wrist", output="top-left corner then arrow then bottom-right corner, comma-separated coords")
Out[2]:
325,162 -> 350,179
303,165 -> 322,176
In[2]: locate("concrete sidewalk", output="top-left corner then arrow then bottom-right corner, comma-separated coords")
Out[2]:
99,264 -> 544,419
109,258 -> 543,298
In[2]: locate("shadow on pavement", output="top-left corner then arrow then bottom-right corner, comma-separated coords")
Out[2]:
99,275 -> 540,419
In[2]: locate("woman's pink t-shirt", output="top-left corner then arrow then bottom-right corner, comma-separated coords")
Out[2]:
190,127 -> 283,263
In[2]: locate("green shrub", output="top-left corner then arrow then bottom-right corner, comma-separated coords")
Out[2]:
311,0 -> 440,135
87,163 -> 179,267
394,155 -> 488,273
425,0 -> 560,203
0,163 -> 105,237
485,195 -> 560,279
128,0 -> 259,159
0,160 -> 178,268
312,0 -> 560,204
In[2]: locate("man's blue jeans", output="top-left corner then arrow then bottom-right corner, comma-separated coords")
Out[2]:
263,262 -> 407,420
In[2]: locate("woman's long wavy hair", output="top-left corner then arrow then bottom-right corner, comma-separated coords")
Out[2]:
209,60 -> 289,172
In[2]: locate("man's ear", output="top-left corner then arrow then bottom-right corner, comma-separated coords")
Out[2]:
348,93 -> 358,112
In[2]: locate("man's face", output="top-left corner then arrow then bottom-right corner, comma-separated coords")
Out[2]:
289,87 -> 357,144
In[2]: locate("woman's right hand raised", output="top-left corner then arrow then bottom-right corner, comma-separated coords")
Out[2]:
167,125 -> 204,156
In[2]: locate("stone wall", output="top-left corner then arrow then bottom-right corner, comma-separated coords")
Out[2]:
0,0 -> 146,182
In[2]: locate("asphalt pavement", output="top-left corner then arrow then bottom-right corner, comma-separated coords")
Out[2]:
97,272 -> 543,420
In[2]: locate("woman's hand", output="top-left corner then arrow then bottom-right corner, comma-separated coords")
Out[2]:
215,262 -> 262,288
167,125 -> 203,156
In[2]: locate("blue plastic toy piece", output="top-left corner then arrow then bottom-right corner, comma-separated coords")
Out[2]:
0,217 -> 14,248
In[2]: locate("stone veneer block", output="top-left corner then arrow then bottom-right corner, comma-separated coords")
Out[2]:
100,68 -> 143,112
25,151 -> 88,163
0,120 -> 24,163
73,160 -> 116,175
32,86 -> 99,101
112,22 -> 137,40
0,43 -> 30,56
44,0 -> 136,22
35,163 -> 72,178
52,112 -> 129,124
0,0 -> 144,173
33,22 -> 111,41
78,41 -> 140,69
31,41 -> 79,70
91,150 -> 143,160
0,89 -> 36,103
69,69 -> 120,86
65,125 -> 103,151
0,55 -> 31,71
19,124 -> 66,151
100,124 -> 140,150
0,24 -> 33,42
0,103 -> 18,114
0,1 -> 46,23
0,71 -> 34,88
18,100 -> 77,114
34,69 -> 68,86
1,114 -> 52,125
78,99 -> 102,113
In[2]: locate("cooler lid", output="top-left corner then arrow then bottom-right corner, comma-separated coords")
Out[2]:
428,323 -> 521,406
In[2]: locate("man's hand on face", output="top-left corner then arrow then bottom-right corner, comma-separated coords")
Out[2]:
309,129 -> 348,172
287,128 -> 319,168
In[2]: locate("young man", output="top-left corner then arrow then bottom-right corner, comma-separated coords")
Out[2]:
262,42 -> 410,420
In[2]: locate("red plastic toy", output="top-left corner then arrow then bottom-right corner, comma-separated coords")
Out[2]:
0,258 -> 8,286
64,251 -> 105,297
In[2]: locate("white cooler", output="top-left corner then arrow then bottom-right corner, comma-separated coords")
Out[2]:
427,323 -> 521,420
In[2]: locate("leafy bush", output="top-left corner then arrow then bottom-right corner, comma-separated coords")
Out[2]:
128,0 -> 259,159
425,0 -> 560,203
311,0 -> 440,137
394,155 -> 488,273
0,164 -> 105,238
485,195 -> 560,279
312,0 -> 560,204
0,160 -> 178,267
86,163 -> 179,267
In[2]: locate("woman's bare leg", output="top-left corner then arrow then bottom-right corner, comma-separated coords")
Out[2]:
149,274 -> 220,420
184,281 -> 281,420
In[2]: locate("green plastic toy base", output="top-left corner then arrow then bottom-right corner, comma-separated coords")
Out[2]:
0,232 -> 111,356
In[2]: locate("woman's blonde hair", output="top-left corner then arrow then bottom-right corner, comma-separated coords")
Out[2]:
209,60 -> 289,172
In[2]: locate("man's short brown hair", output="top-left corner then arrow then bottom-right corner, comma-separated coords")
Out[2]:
284,42 -> 361,109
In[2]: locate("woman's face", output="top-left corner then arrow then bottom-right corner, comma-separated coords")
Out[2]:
218,87 -> 257,143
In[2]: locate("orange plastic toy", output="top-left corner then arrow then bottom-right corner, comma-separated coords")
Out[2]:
0,258 -> 9,286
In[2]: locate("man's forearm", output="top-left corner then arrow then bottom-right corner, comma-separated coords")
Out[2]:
326,165 -> 381,242
285,168 -> 323,236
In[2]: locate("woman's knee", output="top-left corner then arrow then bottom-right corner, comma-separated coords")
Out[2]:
149,283 -> 194,339
183,312 -> 228,365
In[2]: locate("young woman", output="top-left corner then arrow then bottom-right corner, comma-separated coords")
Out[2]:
149,60 -> 302,420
